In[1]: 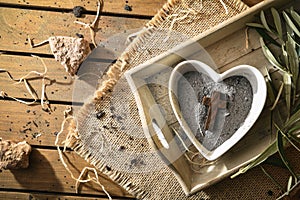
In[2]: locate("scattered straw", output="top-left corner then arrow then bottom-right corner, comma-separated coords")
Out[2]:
164,0 -> 229,42
55,115 -> 112,199
0,55 -> 52,110
0,90 -> 37,105
75,167 -> 112,200
172,128 -> 216,173
74,0 -> 102,47
28,35 -> 49,48
64,106 -> 73,118
219,0 -> 228,15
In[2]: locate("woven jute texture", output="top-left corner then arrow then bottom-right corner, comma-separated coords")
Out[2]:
65,0 -> 294,199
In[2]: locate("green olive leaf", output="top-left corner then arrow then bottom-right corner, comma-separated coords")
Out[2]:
286,34 -> 299,87
283,11 -> 300,38
271,7 -> 283,40
283,72 -> 292,117
287,176 -> 293,192
265,68 -> 276,104
291,9 -> 300,27
230,141 -> 277,179
285,108 -> 300,128
261,10 -> 272,33
277,131 -> 298,178
256,28 -> 281,47
246,22 -> 265,29
260,37 -> 285,72
288,126 -> 300,144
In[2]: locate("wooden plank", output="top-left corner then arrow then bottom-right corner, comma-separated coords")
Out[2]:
0,148 -> 131,197
206,27 -> 261,69
0,7 -> 148,54
0,28 -> 262,102
0,54 -> 111,102
0,8 -> 263,71
242,0 -> 264,7
0,191 -> 128,200
0,100 -> 79,146
0,0 -> 165,17
221,46 -> 271,72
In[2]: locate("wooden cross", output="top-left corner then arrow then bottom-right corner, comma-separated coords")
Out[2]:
202,91 -> 228,131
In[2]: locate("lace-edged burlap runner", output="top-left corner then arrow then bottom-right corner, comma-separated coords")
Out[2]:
63,0 -> 289,199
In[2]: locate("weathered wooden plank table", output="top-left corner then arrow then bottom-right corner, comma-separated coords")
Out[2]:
0,0 -> 278,199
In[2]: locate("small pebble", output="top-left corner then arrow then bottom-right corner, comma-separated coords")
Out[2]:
124,4 -> 132,11
73,6 -> 85,18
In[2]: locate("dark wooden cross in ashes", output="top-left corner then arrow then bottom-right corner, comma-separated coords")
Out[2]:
202,91 -> 228,131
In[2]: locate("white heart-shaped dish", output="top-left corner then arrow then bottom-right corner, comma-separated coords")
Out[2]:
169,60 -> 267,160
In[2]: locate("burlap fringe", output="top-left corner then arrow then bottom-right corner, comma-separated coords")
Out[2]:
65,0 -> 249,199
91,0 -> 248,103
64,105 -> 149,199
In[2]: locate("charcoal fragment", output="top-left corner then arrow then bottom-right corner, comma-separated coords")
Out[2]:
96,111 -> 105,119
124,4 -> 132,11
73,6 -> 85,18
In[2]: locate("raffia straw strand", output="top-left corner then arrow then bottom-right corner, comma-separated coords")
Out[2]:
75,167 -> 112,200
74,0 -> 102,47
171,127 -> 191,152
0,55 -> 56,109
0,91 -> 37,105
219,0 -> 228,15
24,79 -> 38,101
55,115 -> 112,199
41,77 -> 48,111
171,128 -> 216,173
15,55 -> 48,84
28,35 -> 49,48
164,0 -> 229,42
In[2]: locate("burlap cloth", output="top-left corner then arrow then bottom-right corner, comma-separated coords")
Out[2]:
65,0 -> 295,199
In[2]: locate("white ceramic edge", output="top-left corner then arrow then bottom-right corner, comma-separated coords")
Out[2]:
169,60 -> 219,160
169,60 -> 267,160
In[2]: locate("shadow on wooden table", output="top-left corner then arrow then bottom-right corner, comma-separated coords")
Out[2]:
10,148 -> 63,192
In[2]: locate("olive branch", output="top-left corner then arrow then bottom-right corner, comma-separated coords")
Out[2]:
231,6 -> 300,198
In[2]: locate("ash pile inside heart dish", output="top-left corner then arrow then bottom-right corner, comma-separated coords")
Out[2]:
177,71 -> 253,151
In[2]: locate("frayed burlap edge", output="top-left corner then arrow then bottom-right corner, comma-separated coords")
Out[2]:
65,0 -> 249,198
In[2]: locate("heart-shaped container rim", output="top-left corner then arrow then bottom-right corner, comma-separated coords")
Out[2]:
169,60 -> 267,160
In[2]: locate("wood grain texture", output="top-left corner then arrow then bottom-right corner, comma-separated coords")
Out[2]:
0,148 -> 131,197
0,28 -> 262,103
242,0 -> 264,7
0,100 -> 78,146
0,7 -> 148,54
0,54 -> 111,102
0,0 -> 281,199
206,28 -> 261,69
0,191 -> 125,200
0,0 -> 165,16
